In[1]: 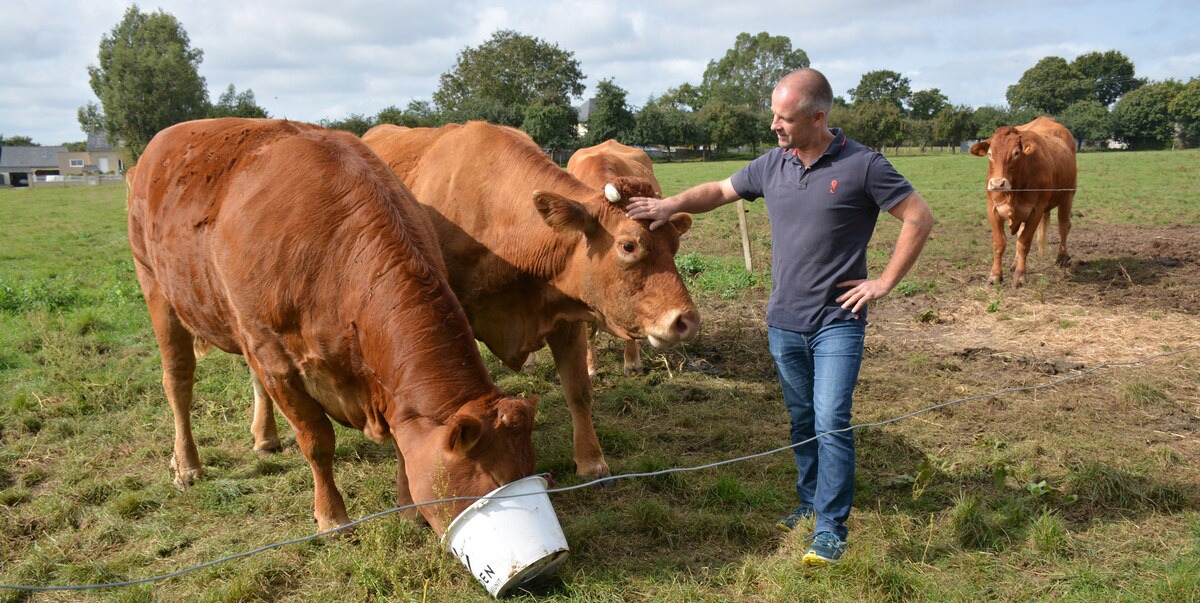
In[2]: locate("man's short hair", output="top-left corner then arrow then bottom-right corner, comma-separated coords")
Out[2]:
787,68 -> 834,117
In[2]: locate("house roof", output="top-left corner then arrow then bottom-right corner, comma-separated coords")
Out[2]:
576,98 -> 597,123
0,146 -> 68,169
86,130 -> 116,152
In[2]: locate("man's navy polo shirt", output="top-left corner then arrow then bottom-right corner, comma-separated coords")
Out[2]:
730,129 -> 914,332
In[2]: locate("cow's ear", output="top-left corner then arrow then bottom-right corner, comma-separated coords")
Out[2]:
1022,141 -> 1037,155
533,190 -> 596,234
446,414 -> 483,455
969,141 -> 989,156
669,213 -> 693,237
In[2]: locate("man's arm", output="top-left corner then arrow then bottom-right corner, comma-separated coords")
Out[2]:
625,177 -> 742,231
836,191 -> 935,314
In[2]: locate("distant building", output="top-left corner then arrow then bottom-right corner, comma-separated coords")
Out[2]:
1,131 -> 130,187
0,145 -> 67,187
575,98 -> 597,138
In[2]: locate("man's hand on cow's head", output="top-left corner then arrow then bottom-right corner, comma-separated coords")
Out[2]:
625,196 -> 675,231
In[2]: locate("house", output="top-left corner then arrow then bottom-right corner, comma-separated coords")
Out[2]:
575,98 -> 597,138
0,145 -> 66,187
1,131 -> 131,187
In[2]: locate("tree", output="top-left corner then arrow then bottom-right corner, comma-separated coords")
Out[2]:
1168,78 -> 1200,147
931,105 -> 977,150
87,5 -> 209,158
908,88 -> 949,120
1072,50 -> 1143,106
521,101 -> 577,151
1111,81 -> 1182,149
1006,56 -> 1092,115
632,98 -> 705,159
972,105 -> 1040,139
848,70 -> 911,111
583,79 -> 635,145
0,135 -> 36,146
1056,100 -> 1113,148
699,102 -> 758,152
832,101 -> 904,151
377,100 -> 440,128
657,83 -> 705,112
77,101 -> 105,134
700,32 -> 809,111
433,30 -> 585,126
319,113 -> 374,137
209,84 -> 269,118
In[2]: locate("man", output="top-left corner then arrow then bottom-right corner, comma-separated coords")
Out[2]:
625,68 -> 934,565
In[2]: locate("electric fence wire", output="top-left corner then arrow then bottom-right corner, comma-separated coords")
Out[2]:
2,344 -> 1197,592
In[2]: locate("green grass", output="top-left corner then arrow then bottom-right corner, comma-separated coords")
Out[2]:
2,149 -> 1199,602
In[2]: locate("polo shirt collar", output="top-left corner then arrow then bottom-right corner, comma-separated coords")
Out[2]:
785,128 -> 848,167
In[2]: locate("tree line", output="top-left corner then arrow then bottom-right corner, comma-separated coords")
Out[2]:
49,6 -> 1200,160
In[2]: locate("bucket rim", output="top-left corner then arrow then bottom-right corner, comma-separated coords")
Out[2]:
440,474 -> 551,544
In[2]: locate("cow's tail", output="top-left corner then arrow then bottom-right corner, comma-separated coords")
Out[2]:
1037,212 -> 1051,256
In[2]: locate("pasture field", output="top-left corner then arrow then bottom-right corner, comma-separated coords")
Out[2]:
1,149 -> 1198,602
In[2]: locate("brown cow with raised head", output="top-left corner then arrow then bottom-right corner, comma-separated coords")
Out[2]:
567,139 -> 666,377
969,116 -> 1077,286
127,118 -> 538,534
362,122 -> 700,479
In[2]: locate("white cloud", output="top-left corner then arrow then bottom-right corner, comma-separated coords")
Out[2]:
2,0 -> 1198,145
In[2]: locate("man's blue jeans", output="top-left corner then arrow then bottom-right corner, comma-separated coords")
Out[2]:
768,319 -> 865,541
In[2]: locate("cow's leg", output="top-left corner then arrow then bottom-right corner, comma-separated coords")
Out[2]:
521,352 -> 538,374
249,358 -> 350,532
391,440 -> 426,524
143,289 -> 203,489
586,323 -> 600,379
1013,211 -> 1043,287
548,321 -> 611,479
987,214 -> 1006,285
622,340 -> 643,376
1056,200 -> 1072,267
249,370 -> 283,454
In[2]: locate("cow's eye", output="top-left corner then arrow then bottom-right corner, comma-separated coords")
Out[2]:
621,242 -> 636,254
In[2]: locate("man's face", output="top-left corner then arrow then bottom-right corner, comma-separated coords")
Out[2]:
769,86 -> 820,149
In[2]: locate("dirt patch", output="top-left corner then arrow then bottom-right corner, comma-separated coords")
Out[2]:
873,223 -> 1200,366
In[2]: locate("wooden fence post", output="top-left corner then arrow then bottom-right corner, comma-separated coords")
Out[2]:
736,199 -> 752,272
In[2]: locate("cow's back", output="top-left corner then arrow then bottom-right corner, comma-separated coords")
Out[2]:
567,140 -> 662,196
128,118 -> 454,361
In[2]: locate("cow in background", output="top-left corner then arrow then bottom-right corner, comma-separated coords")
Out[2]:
566,139 -> 666,377
362,122 -> 700,479
127,118 -> 538,534
969,117 -> 1077,286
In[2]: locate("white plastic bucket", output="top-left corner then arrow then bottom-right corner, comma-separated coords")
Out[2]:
442,475 -> 569,598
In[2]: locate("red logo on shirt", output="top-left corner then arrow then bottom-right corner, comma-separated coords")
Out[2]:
830,179 -> 839,194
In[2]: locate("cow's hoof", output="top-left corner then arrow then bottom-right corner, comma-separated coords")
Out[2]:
253,438 -> 283,455
988,274 -> 1002,285
576,463 -> 614,487
1056,253 -> 1071,267
623,365 -> 645,377
169,455 -> 202,490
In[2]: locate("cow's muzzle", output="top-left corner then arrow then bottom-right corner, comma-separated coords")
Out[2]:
646,308 -> 701,348
987,177 -> 1011,192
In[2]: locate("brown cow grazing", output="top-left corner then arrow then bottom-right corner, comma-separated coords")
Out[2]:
362,122 -> 700,479
567,139 -> 666,377
969,117 -> 1077,286
127,118 -> 538,534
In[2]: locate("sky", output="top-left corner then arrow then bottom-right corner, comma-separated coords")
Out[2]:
2,0 -> 1198,146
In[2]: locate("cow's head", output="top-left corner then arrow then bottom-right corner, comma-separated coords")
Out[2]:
532,176 -> 700,348
970,126 -> 1037,193
402,395 -> 538,534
